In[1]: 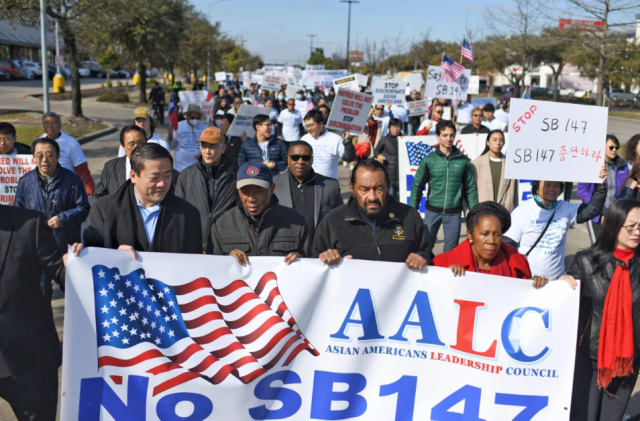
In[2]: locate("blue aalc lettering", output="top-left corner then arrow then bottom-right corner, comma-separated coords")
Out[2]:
389,291 -> 444,346
78,375 -> 148,420
330,289 -> 384,342
157,393 -> 213,421
310,371 -> 367,420
249,371 -> 302,420
501,307 -> 551,363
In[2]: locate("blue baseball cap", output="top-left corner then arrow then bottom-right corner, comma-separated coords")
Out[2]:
237,162 -> 273,189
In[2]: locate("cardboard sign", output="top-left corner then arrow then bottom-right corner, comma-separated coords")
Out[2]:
0,154 -> 36,205
325,88 -> 373,135
504,99 -> 607,183
372,78 -> 406,106
356,74 -> 369,87
178,91 -> 207,112
472,97 -> 497,107
215,71 -> 227,82
226,104 -> 271,138
424,66 -> 471,100
333,74 -> 360,92
301,70 -> 348,88
408,99 -> 429,116
261,74 -> 282,91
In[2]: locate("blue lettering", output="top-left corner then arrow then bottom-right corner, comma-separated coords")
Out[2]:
78,375 -> 148,420
389,291 -> 444,346
310,371 -> 367,419
330,289 -> 384,342
157,393 -> 213,421
249,371 -> 302,420
501,307 -> 551,363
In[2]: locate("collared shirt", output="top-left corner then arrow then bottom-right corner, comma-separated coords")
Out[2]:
125,157 -> 131,181
135,191 -> 161,244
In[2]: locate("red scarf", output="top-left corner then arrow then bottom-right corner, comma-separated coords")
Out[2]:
598,247 -> 636,389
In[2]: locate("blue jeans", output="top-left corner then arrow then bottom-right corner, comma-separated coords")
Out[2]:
423,210 -> 462,254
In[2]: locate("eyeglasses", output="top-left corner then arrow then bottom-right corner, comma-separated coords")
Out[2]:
289,154 -> 313,162
623,223 -> 640,234
608,146 -> 619,151
305,123 -> 317,130
472,114 -> 482,117
34,152 -> 56,160
0,138 -> 13,145
435,111 -> 443,114
375,108 -> 384,111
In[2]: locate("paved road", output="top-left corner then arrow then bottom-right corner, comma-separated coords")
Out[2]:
0,90 -> 638,419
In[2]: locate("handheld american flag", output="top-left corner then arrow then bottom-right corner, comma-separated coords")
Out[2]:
406,141 -> 433,166
461,39 -> 474,62
441,54 -> 466,82
167,92 -> 178,131
92,266 -> 318,396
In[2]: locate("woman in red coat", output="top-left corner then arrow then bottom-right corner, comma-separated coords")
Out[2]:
434,201 -> 549,288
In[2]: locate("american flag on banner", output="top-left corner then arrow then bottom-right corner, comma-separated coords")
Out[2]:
406,141 -> 434,166
441,54 -> 466,81
461,39 -> 474,62
92,266 -> 318,396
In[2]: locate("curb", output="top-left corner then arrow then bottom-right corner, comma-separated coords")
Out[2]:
77,124 -> 117,145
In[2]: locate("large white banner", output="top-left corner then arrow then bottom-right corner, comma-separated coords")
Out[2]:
0,154 -> 36,205
504,99 -> 607,183
226,104 -> 271,138
425,66 -> 471,100
62,249 -> 579,420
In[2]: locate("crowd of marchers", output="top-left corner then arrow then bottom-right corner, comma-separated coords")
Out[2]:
1,79 -> 640,421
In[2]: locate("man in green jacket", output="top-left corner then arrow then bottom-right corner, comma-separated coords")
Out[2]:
409,120 -> 478,254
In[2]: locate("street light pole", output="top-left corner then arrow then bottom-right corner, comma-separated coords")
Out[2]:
307,34 -> 317,57
39,0 -> 49,112
340,0 -> 359,71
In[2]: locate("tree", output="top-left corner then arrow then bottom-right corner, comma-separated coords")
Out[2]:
531,27 -> 581,101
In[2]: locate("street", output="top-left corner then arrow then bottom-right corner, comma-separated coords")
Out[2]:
0,82 -> 639,420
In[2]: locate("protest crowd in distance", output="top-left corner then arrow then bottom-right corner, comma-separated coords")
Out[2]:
2,37 -> 640,421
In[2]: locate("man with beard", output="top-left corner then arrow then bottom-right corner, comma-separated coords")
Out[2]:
313,159 -> 432,268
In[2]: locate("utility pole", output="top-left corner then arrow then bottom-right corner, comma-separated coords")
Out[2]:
307,34 -> 317,57
340,0 -> 359,71
39,0 -> 49,112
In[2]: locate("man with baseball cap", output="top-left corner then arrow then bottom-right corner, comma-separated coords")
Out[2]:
118,107 -> 171,157
211,162 -> 309,264
170,103 -> 208,172
176,127 -> 238,252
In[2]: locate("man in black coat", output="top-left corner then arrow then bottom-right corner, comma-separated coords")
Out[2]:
274,141 -> 342,244
175,127 -> 238,252
84,143 -> 202,256
373,118 -> 403,200
0,205 -> 81,419
460,107 -> 491,135
95,125 -> 147,199
314,159 -> 432,269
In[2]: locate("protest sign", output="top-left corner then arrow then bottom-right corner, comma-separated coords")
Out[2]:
473,97 -> 497,107
178,91 -> 207,111
441,106 -> 452,120
504,99 -> 607,183
285,84 -> 303,100
305,64 -> 325,71
201,102 -> 213,123
226,104 -> 271,137
62,249 -> 579,420
301,70 -> 348,88
408,99 -> 429,116
261,74 -> 282,91
424,65 -> 471,100
356,73 -> 368,87
402,72 -> 424,91
333,74 -> 360,92
0,154 -> 36,205
325,88 -> 373,135
372,78 -> 406,106
214,71 -> 227,82
468,75 -> 480,94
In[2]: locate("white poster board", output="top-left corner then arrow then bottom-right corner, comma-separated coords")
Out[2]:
325,88 -> 373,135
402,72 -> 424,91
408,100 -> 430,116
504,99 -> 607,183
214,71 -> 227,82
62,250 -> 579,420
356,74 -> 369,87
301,70 -> 348,88
468,75 -> 480,94
0,154 -> 36,205
201,102 -> 213,123
262,74 -> 282,91
178,91 -> 207,111
305,64 -> 325,70
424,66 -> 471,100
333,74 -> 360,93
285,84 -> 303,100
226,104 -> 271,138
372,78 -> 407,106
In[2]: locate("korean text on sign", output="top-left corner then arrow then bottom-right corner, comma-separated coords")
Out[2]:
504,98 -> 608,183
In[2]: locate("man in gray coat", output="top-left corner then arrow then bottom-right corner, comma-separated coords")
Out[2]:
274,141 -> 342,244
211,162 -> 309,265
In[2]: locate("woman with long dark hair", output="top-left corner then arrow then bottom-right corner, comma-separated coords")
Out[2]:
623,134 -> 640,166
470,130 -> 518,212
560,199 -> 640,420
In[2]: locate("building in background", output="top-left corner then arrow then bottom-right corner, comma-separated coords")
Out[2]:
0,19 -> 57,64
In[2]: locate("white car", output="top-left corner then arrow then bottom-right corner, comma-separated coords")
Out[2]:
20,61 -> 43,79
78,66 -> 90,77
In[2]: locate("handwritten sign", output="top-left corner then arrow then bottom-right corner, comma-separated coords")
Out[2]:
408,99 -> 429,116
333,74 -> 360,93
325,88 -> 373,135
261,75 -> 282,91
424,66 -> 471,100
504,99 -> 607,183
372,78 -> 406,106
301,70 -> 348,88
214,71 -> 227,82
226,104 -> 271,138
0,155 -> 36,205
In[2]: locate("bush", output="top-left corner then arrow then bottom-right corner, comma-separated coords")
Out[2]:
97,90 -> 129,103
148,77 -> 156,85
57,86 -> 65,93
117,81 -> 123,87
125,81 -> 129,87
106,80 -> 113,89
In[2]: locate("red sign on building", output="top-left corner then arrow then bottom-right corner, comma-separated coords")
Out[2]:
558,19 -> 604,31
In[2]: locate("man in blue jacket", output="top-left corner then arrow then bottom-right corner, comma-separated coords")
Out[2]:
14,137 -> 90,308
238,114 -> 288,180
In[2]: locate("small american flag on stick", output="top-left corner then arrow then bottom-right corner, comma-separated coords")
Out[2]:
461,39 -> 474,62
441,54 -> 466,82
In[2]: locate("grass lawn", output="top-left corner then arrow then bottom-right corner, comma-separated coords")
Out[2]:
609,111 -> 640,120
0,112 -> 109,146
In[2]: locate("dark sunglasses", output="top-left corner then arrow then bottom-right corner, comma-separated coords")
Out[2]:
289,154 -> 312,162
608,146 -> 619,151
472,113 -> 482,117
435,111 -> 443,114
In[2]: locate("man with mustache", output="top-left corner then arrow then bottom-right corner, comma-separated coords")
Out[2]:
313,159 -> 432,269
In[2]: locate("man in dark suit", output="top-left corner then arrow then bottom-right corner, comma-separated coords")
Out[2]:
84,143 -> 202,257
0,205 -> 82,419
274,141 -> 343,243
95,125 -> 147,199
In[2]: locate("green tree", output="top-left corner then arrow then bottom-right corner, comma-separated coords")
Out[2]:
531,27 -> 581,101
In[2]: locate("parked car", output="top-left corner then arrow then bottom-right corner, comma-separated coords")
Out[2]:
11,60 -> 27,79
0,70 -> 9,81
0,59 -> 22,80
19,61 -> 42,79
117,69 -> 132,78
81,61 -> 106,78
78,66 -> 91,77
499,91 -> 517,103
608,89 -> 640,103
530,86 -> 553,95
146,69 -> 157,77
